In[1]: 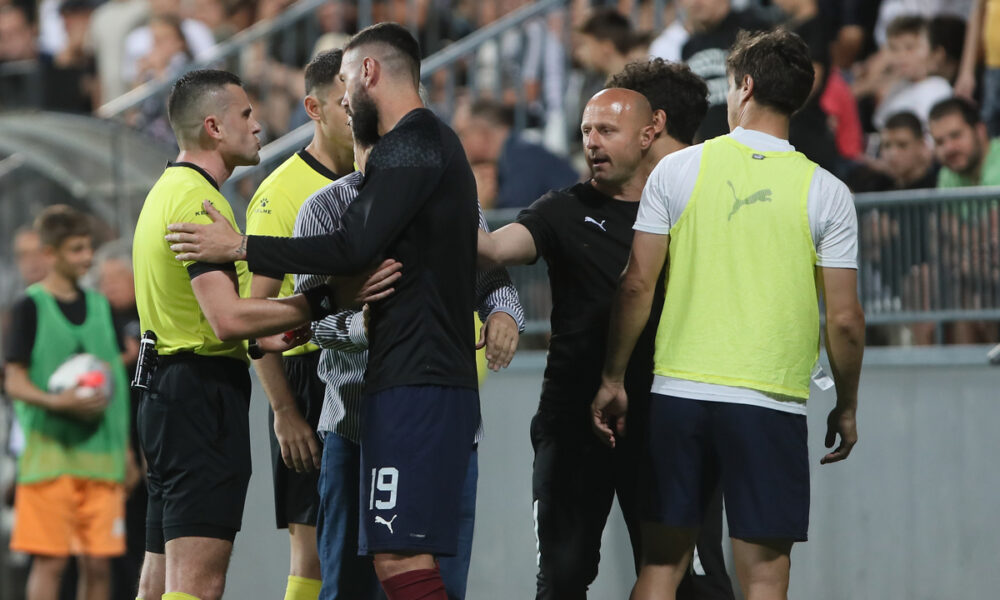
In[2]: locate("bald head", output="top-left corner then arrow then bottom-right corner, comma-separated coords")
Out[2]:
581,88 -> 655,190
585,88 -> 653,127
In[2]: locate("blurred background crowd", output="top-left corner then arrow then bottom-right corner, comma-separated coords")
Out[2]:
0,0 -> 996,353
0,1 -> 998,598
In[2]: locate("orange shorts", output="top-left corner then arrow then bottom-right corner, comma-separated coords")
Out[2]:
10,476 -> 126,557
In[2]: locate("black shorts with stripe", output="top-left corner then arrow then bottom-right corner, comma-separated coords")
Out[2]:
138,354 -> 252,552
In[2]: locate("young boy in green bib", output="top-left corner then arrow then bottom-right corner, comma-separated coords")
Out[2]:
3,204 -> 130,600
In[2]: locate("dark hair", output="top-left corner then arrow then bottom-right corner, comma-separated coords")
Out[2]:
35,204 -> 90,248
929,96 -> 982,128
578,8 -> 651,55
606,58 -> 708,145
883,111 -> 924,138
468,98 -> 514,128
304,48 -> 344,94
886,15 -> 927,39
726,28 -> 814,116
344,22 -> 421,86
167,69 -> 242,132
929,15 -> 965,62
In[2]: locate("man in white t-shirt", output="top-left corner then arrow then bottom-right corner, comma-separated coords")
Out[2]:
592,29 -> 866,600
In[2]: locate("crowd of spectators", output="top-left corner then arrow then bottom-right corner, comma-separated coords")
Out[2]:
1,0 -> 1000,346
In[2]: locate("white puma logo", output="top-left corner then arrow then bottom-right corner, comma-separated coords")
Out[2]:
584,216 -> 607,231
375,514 -> 398,534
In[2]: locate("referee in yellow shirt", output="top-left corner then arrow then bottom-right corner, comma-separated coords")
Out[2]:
132,69 -> 345,600
241,49 -> 358,600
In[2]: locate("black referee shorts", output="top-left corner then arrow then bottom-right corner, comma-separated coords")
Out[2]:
268,350 -> 324,529
138,354 -> 252,553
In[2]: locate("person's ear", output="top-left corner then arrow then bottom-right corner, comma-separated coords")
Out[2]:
362,57 -> 380,88
741,74 -> 755,102
639,123 -> 656,149
203,114 -> 223,141
303,93 -> 322,121
651,109 -> 667,137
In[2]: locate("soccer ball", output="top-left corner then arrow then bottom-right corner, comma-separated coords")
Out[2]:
47,354 -> 113,399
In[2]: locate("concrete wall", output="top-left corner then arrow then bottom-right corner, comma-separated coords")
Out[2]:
228,347 -> 1000,599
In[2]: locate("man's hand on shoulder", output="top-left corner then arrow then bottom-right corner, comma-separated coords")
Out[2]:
166,200 -> 246,263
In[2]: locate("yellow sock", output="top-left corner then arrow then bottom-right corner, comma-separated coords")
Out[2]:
284,575 -> 322,600
162,593 -> 201,600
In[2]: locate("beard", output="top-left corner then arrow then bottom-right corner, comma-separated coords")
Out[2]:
348,88 -> 381,148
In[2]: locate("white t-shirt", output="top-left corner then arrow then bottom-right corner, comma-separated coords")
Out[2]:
649,20 -> 689,63
634,127 -> 858,414
872,76 -> 952,130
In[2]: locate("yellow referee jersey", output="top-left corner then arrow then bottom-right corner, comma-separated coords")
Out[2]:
133,162 -> 250,363
242,150 -> 340,356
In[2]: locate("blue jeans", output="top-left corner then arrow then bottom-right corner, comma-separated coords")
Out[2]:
316,433 -> 478,600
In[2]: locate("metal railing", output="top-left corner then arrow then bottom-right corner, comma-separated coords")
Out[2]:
855,186 -> 1000,325
98,0 -> 330,120
482,187 -> 1000,339
223,0 -> 569,207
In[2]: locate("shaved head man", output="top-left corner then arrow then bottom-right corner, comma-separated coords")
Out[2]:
582,88 -> 654,190
477,70 -> 733,599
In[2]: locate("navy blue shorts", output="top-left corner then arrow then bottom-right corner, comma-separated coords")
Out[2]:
644,394 -> 810,541
359,385 -> 480,556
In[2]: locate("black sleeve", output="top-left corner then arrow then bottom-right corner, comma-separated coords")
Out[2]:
3,296 -> 37,365
515,192 -> 562,265
186,261 -> 237,280
247,130 -> 446,277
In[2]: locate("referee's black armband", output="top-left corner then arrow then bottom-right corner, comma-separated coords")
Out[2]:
186,261 -> 237,280
302,284 -> 335,320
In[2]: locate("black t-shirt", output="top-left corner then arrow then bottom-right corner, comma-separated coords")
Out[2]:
4,287 -> 94,365
248,108 -> 479,393
516,182 -> 663,415
682,10 -> 769,142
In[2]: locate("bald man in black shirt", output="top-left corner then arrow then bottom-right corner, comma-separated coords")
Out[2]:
478,62 -> 733,600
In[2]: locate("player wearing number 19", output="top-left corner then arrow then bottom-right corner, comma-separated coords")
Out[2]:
132,69 -> 341,600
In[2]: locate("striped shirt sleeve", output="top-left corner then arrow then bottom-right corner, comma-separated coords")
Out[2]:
474,202 -> 526,331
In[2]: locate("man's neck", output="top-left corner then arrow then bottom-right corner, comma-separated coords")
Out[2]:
174,150 -> 231,187
305,127 -> 355,176
734,106 -> 790,142
646,136 -> 688,171
40,272 -> 79,301
591,174 -> 645,203
376,90 -> 424,137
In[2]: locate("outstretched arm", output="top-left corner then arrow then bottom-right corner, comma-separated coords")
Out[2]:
477,223 -> 538,269
168,155 -> 444,276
